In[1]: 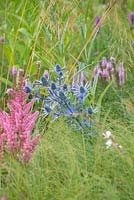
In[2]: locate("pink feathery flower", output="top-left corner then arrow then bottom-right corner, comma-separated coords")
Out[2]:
1,196 -> 7,200
0,70 -> 40,163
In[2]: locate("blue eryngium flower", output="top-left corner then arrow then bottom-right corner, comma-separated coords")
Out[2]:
51,82 -> 56,90
27,64 -> 98,137
56,64 -> 61,72
41,77 -> 48,86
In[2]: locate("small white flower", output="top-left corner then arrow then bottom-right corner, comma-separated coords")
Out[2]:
103,131 -> 112,139
105,139 -> 113,149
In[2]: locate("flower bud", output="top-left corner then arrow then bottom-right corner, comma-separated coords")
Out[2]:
10,66 -> 18,75
19,69 -> 24,76
56,64 -> 61,72
80,72 -> 86,86
51,82 -> 56,90
106,62 -> 113,70
101,57 -> 107,68
129,12 -> 134,25
43,70 -> 49,80
7,88 -> 13,95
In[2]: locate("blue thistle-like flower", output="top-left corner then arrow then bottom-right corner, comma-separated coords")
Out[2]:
41,77 -> 48,86
44,105 -> 52,113
27,64 -> 97,137
88,107 -> 93,116
63,84 -> 67,90
56,64 -> 61,72
25,85 -> 32,93
51,82 -> 57,90
59,71 -> 63,77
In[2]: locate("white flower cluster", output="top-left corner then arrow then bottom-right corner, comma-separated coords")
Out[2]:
103,131 -> 122,150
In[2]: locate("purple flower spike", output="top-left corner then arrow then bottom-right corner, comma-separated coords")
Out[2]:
102,69 -> 109,79
95,16 -> 101,26
106,62 -> 113,71
101,57 -> 107,68
118,62 -> 125,86
129,12 -> 134,25
95,16 -> 101,33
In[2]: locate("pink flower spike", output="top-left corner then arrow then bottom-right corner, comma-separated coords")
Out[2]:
0,73 -> 40,163
1,196 -> 7,200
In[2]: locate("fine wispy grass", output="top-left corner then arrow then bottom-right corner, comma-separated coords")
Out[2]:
0,0 -> 134,199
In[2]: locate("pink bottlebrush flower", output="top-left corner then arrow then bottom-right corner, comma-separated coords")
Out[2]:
1,196 -> 7,200
118,63 -> 125,86
0,70 -> 40,163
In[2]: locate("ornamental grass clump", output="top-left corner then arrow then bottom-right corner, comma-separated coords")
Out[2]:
0,68 -> 40,163
25,64 -> 98,137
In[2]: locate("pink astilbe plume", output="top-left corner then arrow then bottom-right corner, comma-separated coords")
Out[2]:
0,69 -> 40,163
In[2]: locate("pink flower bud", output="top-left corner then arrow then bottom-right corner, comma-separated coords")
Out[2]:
93,65 -> 99,77
6,88 -> 13,96
19,69 -> 24,76
10,66 -> 18,75
101,57 -> 107,68
80,72 -> 86,86
102,69 -> 109,79
44,70 -> 49,80
110,57 -> 116,64
106,62 -> 113,70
